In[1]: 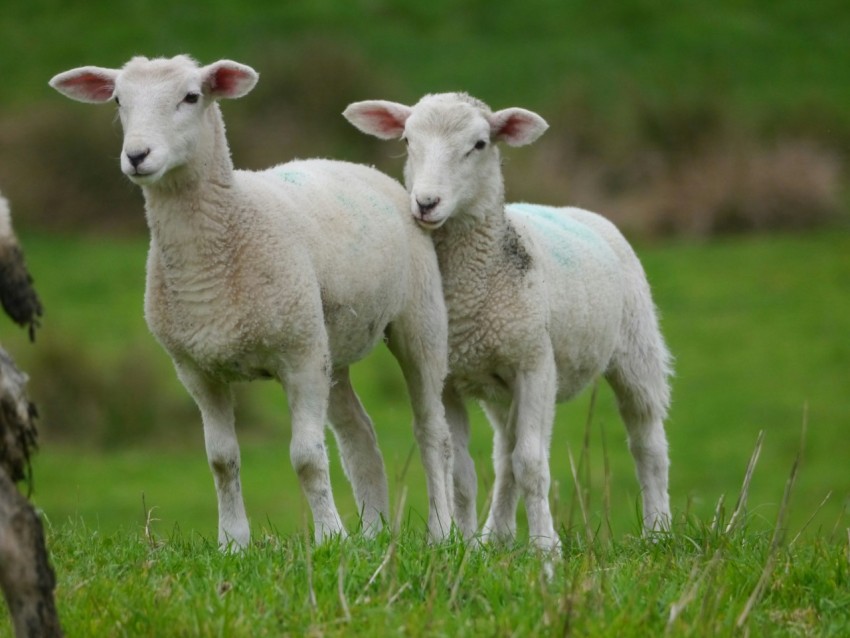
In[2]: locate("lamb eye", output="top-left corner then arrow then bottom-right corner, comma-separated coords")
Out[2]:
114,96 -> 120,106
474,140 -> 487,151
183,92 -> 200,104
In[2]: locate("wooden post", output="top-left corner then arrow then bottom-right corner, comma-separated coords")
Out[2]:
0,347 -> 62,637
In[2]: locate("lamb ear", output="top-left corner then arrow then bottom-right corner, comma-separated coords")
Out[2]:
343,100 -> 412,140
201,61 -> 259,99
49,66 -> 119,103
489,108 -> 549,147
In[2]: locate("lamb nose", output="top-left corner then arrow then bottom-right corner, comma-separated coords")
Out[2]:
126,149 -> 150,168
417,197 -> 441,214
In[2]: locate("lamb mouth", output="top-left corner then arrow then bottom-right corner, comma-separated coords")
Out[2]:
127,168 -> 164,184
415,217 -> 445,230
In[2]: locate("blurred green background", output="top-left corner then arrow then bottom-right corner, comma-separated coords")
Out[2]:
0,0 -> 848,541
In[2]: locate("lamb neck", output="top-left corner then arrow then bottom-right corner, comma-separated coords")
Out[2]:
432,190 -> 537,393
140,104 -> 242,302
431,181 -> 510,299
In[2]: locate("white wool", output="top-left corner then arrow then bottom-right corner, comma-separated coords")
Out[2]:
50,56 -> 455,548
345,93 -> 673,550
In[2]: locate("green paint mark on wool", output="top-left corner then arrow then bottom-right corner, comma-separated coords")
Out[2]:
271,167 -> 308,185
366,193 -> 399,218
507,203 -> 606,268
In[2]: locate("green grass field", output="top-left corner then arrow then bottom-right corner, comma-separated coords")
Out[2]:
23,517 -> 850,637
2,1 -> 850,634
3,229 -> 846,545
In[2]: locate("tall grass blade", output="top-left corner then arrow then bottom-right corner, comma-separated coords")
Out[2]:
829,502 -> 847,542
567,384 -> 598,533
736,415 -> 805,629
304,532 -> 317,613
448,544 -> 471,609
581,383 -> 597,519
356,502 -> 401,606
666,549 -> 722,633
567,445 -> 592,543
725,430 -> 765,535
600,419 -> 612,542
141,492 -> 160,549
789,491 -> 831,548
338,553 -> 351,622
710,493 -> 726,534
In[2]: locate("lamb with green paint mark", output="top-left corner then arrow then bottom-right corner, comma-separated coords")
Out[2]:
49,56 -> 456,549
345,93 -> 673,550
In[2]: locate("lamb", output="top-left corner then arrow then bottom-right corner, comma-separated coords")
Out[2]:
344,93 -> 673,550
49,56 -> 455,549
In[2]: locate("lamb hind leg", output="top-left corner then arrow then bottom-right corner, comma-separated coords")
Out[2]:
444,383 -> 478,539
327,366 -> 390,536
606,353 -> 672,532
284,356 -> 346,542
628,417 -> 670,531
175,362 -> 250,550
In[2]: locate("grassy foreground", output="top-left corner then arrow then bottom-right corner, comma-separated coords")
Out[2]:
0,229 -> 848,634
7,426 -> 850,635
16,505 -> 850,637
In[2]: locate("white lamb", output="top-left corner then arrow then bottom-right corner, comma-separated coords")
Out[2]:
345,93 -> 673,550
49,56 -> 455,548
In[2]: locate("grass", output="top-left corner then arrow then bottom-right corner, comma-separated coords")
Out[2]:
1,228 -> 846,634
1,2 -> 848,633
11,434 -> 850,637
44,529 -> 850,636
6,228 -> 847,539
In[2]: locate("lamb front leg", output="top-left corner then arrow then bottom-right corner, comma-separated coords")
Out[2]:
327,366 -> 389,536
176,362 -> 250,550
483,345 -> 560,551
480,400 -> 519,544
511,345 -> 560,551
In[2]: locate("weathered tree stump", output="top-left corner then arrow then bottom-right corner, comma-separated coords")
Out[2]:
0,350 -> 61,638
0,193 -> 42,342
0,191 -> 60,636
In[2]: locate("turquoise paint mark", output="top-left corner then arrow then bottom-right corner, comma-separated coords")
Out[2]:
335,192 -> 398,227
508,203 -> 603,244
335,192 -> 360,213
271,167 -> 308,185
507,203 -> 605,268
334,192 -> 370,250
366,193 -> 399,218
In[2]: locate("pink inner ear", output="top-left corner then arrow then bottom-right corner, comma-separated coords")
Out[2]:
64,72 -> 114,101
210,67 -> 246,95
365,108 -> 405,136
497,113 -> 531,141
